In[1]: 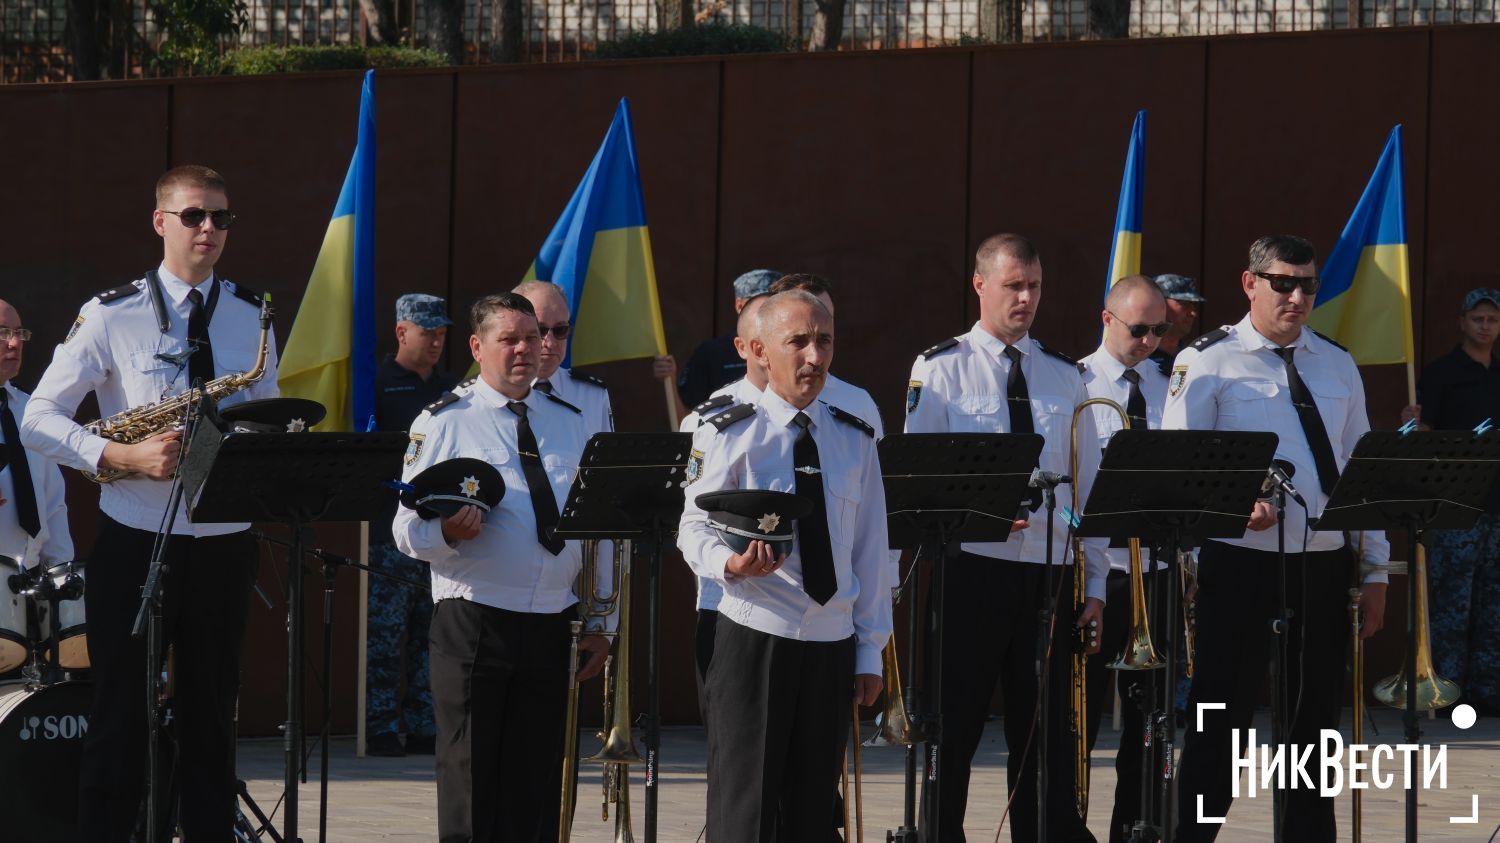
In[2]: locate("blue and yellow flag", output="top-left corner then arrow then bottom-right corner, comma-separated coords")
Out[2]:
1308,125 -> 1414,366
529,98 -> 667,367
1105,111 -> 1145,293
278,70 -> 377,431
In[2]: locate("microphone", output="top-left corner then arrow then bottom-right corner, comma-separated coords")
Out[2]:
1028,468 -> 1071,489
1263,459 -> 1306,508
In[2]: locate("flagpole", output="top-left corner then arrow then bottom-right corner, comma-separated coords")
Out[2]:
662,379 -> 680,429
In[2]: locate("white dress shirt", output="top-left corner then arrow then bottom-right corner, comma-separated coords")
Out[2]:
1079,346 -> 1170,573
821,373 -> 885,438
1161,314 -> 1390,581
679,377 -> 763,611
395,378 -> 618,625
22,265 -> 279,536
677,387 -> 893,676
0,383 -> 74,569
904,324 -> 1109,601
538,368 -> 613,437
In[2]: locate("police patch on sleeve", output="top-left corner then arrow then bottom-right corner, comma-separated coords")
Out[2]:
404,433 -> 426,467
1168,365 -> 1188,397
906,380 -> 923,415
686,449 -> 705,484
64,315 -> 85,345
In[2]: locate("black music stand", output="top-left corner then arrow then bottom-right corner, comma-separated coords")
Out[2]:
1076,429 -> 1278,843
1311,428 -> 1500,843
554,431 -> 693,843
879,432 -> 1043,843
185,430 -> 409,843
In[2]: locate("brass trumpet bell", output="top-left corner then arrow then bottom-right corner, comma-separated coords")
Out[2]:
1107,537 -> 1165,672
878,639 -> 926,746
1373,546 -> 1460,711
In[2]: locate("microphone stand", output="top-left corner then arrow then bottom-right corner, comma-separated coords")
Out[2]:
131,379 -> 210,843
1031,470 -> 1068,843
1266,483 -> 1289,843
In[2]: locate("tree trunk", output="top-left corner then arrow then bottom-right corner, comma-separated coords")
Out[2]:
357,0 -> 401,44
978,0 -> 1022,43
489,0 -> 523,62
1085,0 -> 1129,38
427,0 -> 465,61
66,0 -> 104,79
807,0 -> 843,50
657,0 -> 693,29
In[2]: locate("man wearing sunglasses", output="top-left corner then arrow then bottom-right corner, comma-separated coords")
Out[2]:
1078,275 -> 1173,843
365,293 -> 461,757
1163,235 -> 1388,842
515,280 -> 614,439
22,164 -> 279,841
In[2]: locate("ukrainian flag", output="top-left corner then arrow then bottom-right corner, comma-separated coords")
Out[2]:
1105,111 -> 1145,292
278,70 -> 378,430
528,98 -> 667,367
1308,125 -> 1414,366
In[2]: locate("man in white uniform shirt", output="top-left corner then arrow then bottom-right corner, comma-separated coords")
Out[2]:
22,165 -> 278,841
395,292 -> 613,842
514,280 -> 613,437
1163,235 -> 1388,841
904,233 -> 1105,842
0,299 -> 74,662
1078,275 -> 1172,843
678,290 -> 891,842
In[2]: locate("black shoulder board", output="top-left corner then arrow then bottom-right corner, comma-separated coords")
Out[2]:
705,402 -> 756,432
567,369 -> 607,390
225,280 -> 263,307
1189,327 -> 1232,352
920,337 -> 960,359
542,391 -> 583,414
1310,329 -> 1349,353
95,282 -> 144,305
691,394 -> 734,415
826,404 -> 875,438
1154,355 -> 1173,377
1034,340 -> 1076,367
424,378 -> 475,415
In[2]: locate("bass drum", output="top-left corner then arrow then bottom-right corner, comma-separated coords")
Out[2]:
0,680 -> 89,842
38,561 -> 88,670
0,559 -> 28,673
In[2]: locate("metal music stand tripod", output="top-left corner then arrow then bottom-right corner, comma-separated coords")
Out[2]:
1075,429 -> 1277,843
554,431 -> 693,843
878,432 -> 1043,843
1311,427 -> 1500,843
182,429 -> 409,843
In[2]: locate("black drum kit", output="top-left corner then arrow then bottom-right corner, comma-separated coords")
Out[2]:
0,557 -> 90,843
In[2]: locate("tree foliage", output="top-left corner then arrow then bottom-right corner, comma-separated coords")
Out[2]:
151,0 -> 250,74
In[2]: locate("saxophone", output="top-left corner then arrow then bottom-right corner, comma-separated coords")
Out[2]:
83,295 -> 273,484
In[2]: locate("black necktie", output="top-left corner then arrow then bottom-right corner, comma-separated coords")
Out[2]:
1121,368 -> 1148,430
186,287 -> 215,386
1003,346 -> 1035,435
1,391 -> 40,538
1274,347 -> 1339,496
508,400 -> 565,555
792,412 -> 836,606
534,379 -> 554,395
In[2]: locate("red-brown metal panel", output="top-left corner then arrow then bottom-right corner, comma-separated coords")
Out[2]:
1202,30 -> 1430,432
452,59 -> 722,724
718,49 -> 973,427
969,38 -> 1209,361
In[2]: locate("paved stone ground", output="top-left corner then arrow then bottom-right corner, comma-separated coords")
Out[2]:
240,707 -> 1500,841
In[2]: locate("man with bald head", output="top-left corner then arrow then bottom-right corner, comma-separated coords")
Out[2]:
679,290 -> 891,842
0,299 -> 73,662
1078,275 -> 1172,842
514,280 -> 613,437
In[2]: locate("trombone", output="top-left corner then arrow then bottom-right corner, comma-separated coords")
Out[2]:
560,539 -> 640,843
1068,398 -> 1164,819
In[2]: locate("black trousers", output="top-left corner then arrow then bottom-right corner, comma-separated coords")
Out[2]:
922,552 -> 1095,843
429,598 -> 571,843
77,516 -> 256,843
695,608 -> 718,725
1086,567 -> 1172,843
1174,541 -> 1353,842
706,617 -> 854,843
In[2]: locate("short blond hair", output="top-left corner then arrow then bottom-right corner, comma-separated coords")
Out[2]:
156,165 -> 228,207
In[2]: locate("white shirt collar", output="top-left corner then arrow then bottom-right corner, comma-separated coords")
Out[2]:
757,385 -> 825,431
1087,344 -> 1141,383
471,376 -> 537,413
968,322 -> 1031,360
1235,313 -> 1318,356
155,263 -> 217,306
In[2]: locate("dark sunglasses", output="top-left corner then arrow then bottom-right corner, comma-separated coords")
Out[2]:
162,207 -> 236,230
539,323 -> 571,339
1107,311 -> 1171,339
1253,271 -> 1320,295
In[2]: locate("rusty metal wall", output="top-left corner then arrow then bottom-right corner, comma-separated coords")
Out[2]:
0,25 -> 1495,732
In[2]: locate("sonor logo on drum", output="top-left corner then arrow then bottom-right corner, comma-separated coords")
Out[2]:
17,712 -> 88,741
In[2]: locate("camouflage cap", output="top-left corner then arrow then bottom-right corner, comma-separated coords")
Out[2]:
1154,274 -> 1205,303
732,269 -> 780,301
395,293 -> 454,329
1461,287 -> 1500,314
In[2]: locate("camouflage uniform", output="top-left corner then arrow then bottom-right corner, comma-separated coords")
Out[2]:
366,541 -> 436,739
1425,512 -> 1500,709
